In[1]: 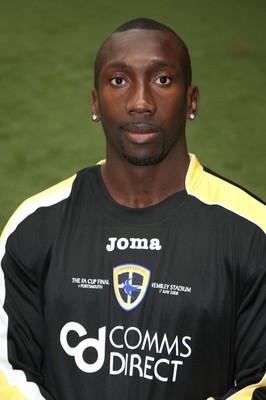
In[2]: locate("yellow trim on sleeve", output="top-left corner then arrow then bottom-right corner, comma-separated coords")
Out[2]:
0,371 -> 27,400
186,155 -> 266,234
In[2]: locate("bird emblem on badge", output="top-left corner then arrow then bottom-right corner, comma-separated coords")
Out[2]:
122,277 -> 141,298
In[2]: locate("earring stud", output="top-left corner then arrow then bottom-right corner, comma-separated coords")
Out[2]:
190,113 -> 195,120
92,114 -> 97,121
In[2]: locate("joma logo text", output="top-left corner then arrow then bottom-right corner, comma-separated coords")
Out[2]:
106,237 -> 162,252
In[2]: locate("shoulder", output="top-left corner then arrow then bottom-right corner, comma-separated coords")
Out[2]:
0,165 -> 103,247
0,174 -> 77,247
186,154 -> 266,234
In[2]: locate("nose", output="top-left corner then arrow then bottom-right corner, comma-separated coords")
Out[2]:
126,82 -> 156,115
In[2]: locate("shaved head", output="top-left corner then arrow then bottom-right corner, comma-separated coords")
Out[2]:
94,18 -> 192,89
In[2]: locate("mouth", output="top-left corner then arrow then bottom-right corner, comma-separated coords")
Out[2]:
122,123 -> 161,134
121,123 -> 161,144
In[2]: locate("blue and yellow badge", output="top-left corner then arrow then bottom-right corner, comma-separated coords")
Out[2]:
113,264 -> 151,311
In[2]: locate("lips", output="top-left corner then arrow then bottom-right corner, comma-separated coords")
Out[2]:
121,123 -> 162,145
122,123 -> 161,134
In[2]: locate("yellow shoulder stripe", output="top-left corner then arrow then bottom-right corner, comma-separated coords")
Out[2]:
18,174 -> 77,205
186,155 -> 266,234
1,175 -> 76,242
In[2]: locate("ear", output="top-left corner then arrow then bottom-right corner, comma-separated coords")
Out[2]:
186,85 -> 199,120
92,88 -> 100,121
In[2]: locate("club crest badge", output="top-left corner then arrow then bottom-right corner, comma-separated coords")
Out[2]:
113,264 -> 151,311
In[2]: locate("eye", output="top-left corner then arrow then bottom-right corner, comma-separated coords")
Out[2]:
110,77 -> 126,86
155,76 -> 171,85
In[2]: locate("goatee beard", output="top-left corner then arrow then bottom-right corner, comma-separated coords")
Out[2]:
122,152 -> 166,167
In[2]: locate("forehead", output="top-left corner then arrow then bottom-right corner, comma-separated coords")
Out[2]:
97,29 -> 183,75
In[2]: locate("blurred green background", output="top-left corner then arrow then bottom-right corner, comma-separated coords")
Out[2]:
0,0 -> 265,230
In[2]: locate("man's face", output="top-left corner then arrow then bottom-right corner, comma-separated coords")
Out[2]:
92,29 -> 194,167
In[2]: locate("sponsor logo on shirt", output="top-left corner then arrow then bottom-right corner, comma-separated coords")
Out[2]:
60,323 -> 192,382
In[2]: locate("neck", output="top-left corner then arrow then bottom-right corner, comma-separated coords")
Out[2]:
100,149 -> 190,208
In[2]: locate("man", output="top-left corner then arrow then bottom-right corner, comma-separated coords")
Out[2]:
0,18 -> 265,400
